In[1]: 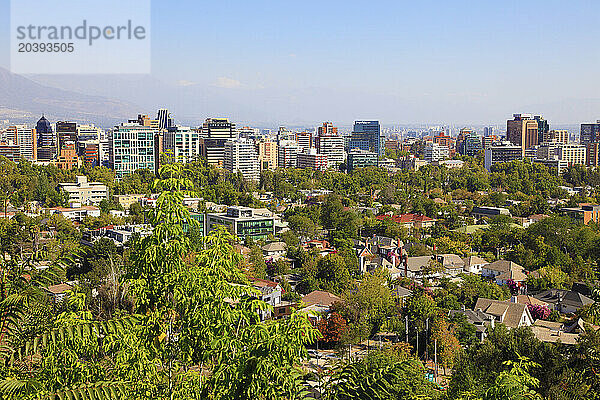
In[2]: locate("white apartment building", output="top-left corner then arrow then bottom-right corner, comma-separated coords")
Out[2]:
224,138 -> 260,182
6,125 -> 36,161
556,144 -> 586,166
278,140 -> 299,168
424,142 -> 449,162
58,176 -> 109,206
163,126 -> 201,163
315,134 -> 345,167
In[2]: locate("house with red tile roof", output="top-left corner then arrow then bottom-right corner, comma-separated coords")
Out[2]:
375,213 -> 437,230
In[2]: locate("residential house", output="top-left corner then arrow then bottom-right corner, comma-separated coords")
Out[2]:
301,290 -> 341,322
250,278 -> 282,320
262,241 -> 287,261
531,320 -> 580,345
402,254 -> 465,279
302,240 -> 336,257
511,295 -> 550,308
463,255 -> 488,274
44,283 -> 73,303
375,213 -> 437,230
481,260 -> 527,287
534,289 -> 595,314
473,298 -> 534,328
449,308 -> 490,342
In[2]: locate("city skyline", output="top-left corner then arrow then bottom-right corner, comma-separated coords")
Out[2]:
1,1 -> 600,125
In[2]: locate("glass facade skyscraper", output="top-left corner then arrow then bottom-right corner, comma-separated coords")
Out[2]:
349,120 -> 384,156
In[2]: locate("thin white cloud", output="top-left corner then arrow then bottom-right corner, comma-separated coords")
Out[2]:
289,53 -> 297,58
213,77 -> 243,89
176,80 -> 198,87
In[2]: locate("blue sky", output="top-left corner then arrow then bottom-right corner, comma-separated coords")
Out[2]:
1,0 -> 600,125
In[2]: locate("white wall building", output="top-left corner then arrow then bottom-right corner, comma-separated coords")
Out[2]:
58,176 -> 109,206
424,142 -> 449,162
315,134 -> 345,167
224,138 -> 260,182
277,140 -> 299,168
163,126 -> 201,163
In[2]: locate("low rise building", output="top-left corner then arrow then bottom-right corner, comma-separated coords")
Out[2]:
484,141 -> 523,171
561,204 -> 600,225
207,206 -> 275,240
473,298 -> 534,328
534,289 -> 595,314
471,206 -> 510,220
481,260 -> 527,286
44,206 -> 100,222
347,149 -> 378,171
58,176 -> 109,206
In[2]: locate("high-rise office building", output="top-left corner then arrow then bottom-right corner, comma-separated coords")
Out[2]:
349,120 -> 383,156
276,126 -> 295,143
534,115 -> 549,144
587,142 -> 600,167
131,114 -> 160,129
581,121 -> 600,145
223,138 -> 260,182
278,140 -> 299,168
315,122 -> 344,167
6,125 -> 36,161
156,109 -> 174,130
543,129 -> 569,144
296,132 -> 312,152
0,141 -> 21,162
318,122 -> 338,136
35,115 -> 56,161
163,126 -> 201,163
56,121 -> 77,149
484,141 -> 523,171
77,141 -> 100,167
76,124 -> 104,141
433,131 -> 454,149
457,129 -> 482,156
506,114 -> 539,154
109,123 -> 157,179
482,135 -> 498,149
55,142 -> 80,170
200,118 -> 237,166
238,126 -> 260,139
257,139 -> 278,171
483,126 -> 495,137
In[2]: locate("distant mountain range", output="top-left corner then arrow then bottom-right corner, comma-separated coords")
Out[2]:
0,67 -> 139,127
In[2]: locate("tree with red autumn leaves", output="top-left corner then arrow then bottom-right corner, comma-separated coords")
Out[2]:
318,312 -> 348,344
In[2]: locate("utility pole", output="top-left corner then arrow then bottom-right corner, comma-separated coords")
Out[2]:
425,318 -> 429,362
405,316 -> 409,344
434,339 -> 438,384
416,329 -> 419,359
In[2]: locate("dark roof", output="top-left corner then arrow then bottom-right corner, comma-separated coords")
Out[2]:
36,115 -> 53,133
534,289 -> 595,309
